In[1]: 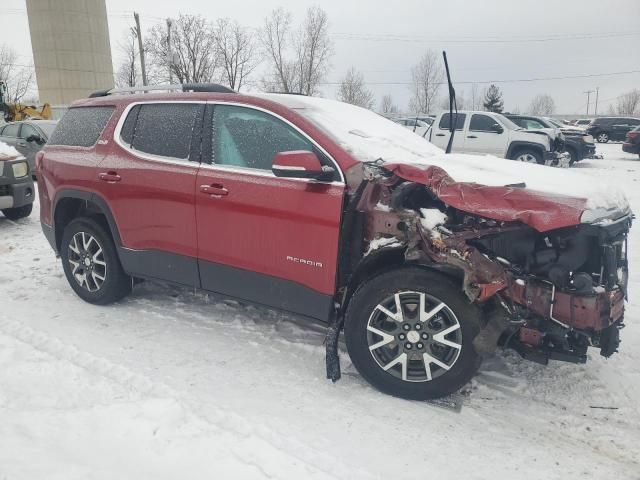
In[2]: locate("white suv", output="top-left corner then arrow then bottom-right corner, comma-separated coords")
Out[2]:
429,111 -> 569,166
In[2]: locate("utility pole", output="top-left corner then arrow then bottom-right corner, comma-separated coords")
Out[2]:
134,12 -> 148,86
166,18 -> 173,84
594,87 -> 600,116
584,89 -> 594,115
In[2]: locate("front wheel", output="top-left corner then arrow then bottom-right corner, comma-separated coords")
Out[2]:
512,148 -> 543,165
596,132 -> 609,143
2,203 -> 32,220
344,268 -> 482,400
60,217 -> 132,305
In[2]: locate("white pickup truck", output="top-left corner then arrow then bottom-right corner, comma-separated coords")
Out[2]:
428,110 -> 570,167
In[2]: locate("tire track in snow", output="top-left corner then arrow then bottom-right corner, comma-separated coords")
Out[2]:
0,317 -> 374,480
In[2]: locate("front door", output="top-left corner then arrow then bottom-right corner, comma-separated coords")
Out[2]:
97,102 -> 205,286
465,113 -> 506,156
195,104 -> 345,320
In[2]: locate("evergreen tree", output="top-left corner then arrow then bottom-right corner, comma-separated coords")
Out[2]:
483,84 -> 504,112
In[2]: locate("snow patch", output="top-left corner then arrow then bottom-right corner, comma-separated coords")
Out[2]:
365,236 -> 402,255
0,140 -> 20,160
419,208 -> 448,231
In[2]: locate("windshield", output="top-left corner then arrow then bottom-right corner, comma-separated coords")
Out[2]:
546,118 -> 563,128
495,114 -> 521,130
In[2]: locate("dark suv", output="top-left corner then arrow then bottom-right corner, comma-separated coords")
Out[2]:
37,84 -> 631,400
587,117 -> 640,143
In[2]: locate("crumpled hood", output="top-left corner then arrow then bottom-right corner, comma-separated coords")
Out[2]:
384,160 -> 629,232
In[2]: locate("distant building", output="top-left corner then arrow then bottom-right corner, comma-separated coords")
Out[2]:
25,0 -> 114,105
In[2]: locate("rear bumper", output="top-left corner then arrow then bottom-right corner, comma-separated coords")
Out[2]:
622,143 -> 640,154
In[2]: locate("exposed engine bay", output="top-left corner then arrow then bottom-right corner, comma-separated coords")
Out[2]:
340,160 -> 631,368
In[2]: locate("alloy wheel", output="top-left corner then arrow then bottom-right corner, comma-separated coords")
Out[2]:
367,291 -> 462,383
516,153 -> 538,163
67,231 -> 107,292
597,133 -> 609,143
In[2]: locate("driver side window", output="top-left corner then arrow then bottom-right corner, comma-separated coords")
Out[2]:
212,105 -> 314,171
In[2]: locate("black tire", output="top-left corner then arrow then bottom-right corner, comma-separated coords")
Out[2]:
344,267 -> 482,400
2,203 -> 33,220
511,148 -> 543,165
596,132 -> 609,143
60,217 -> 131,305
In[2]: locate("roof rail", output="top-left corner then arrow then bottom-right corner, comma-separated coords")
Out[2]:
89,83 -> 236,98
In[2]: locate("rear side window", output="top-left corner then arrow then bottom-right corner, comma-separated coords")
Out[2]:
438,113 -> 466,130
48,106 -> 114,147
130,103 -> 200,160
1,123 -> 19,137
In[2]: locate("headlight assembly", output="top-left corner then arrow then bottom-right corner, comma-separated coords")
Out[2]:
11,161 -> 29,179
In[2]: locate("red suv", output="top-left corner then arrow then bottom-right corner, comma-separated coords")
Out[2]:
38,84 -> 631,400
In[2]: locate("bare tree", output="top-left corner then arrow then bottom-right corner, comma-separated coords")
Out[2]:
115,29 -> 139,88
469,83 -> 482,110
439,88 -> 465,110
529,93 -> 555,115
337,67 -> 374,109
146,14 -> 219,84
380,94 -> 398,115
260,7 -> 333,95
617,89 -> 640,115
409,49 -> 443,114
214,18 -> 259,91
0,44 -> 34,104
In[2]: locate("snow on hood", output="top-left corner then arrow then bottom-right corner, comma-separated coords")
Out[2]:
262,94 -> 629,218
0,140 -> 20,161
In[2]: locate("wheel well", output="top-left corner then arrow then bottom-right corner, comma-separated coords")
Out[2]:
54,198 -> 112,251
341,248 -> 464,312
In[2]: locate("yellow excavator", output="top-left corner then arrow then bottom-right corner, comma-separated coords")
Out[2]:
0,81 -> 51,122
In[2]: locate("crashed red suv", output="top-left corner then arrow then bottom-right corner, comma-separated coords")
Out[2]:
38,84 -> 632,400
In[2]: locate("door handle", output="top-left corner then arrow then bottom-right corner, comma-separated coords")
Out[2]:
467,135 -> 477,139
99,172 -> 121,183
200,183 -> 229,197
435,133 -> 445,137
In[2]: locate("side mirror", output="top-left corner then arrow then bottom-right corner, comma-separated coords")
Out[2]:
26,134 -> 43,144
272,151 -> 334,181
491,123 -> 504,134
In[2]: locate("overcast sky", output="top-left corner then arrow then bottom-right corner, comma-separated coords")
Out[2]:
3,0 -> 640,114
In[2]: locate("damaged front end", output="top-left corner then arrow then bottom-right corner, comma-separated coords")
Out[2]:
346,160 -> 631,369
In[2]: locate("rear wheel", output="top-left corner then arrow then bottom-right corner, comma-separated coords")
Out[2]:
596,132 -> 609,143
2,203 -> 32,220
60,217 -> 131,305
344,268 -> 482,400
512,148 -> 543,165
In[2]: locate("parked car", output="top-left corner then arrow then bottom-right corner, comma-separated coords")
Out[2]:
505,114 -> 597,164
586,117 -> 640,143
0,140 -> 34,220
622,125 -> 640,158
0,120 -> 57,179
38,85 -> 631,400
393,117 -> 432,137
429,110 -> 569,166
573,119 -> 592,128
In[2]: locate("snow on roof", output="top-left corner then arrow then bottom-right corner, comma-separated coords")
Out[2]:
0,140 -> 20,160
261,94 -> 629,214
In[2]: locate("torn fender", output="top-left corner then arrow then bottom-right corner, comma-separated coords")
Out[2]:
384,163 -> 588,232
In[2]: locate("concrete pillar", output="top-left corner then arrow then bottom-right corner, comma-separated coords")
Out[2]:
26,0 -> 114,105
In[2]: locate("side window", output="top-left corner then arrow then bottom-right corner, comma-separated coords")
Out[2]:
438,113 -> 466,130
48,106 -> 114,147
212,105 -> 313,171
626,118 -> 640,126
119,105 -> 140,146
469,114 -> 499,132
1,123 -> 19,137
130,103 -> 201,160
20,124 -> 38,139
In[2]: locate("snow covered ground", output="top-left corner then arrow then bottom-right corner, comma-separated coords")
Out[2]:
1,143 -> 639,479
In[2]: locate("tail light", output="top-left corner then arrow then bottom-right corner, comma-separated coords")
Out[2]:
627,131 -> 639,141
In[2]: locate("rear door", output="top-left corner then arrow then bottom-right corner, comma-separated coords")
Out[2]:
431,113 -> 467,152
195,103 -> 345,320
465,113 -> 506,156
98,101 -> 205,286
